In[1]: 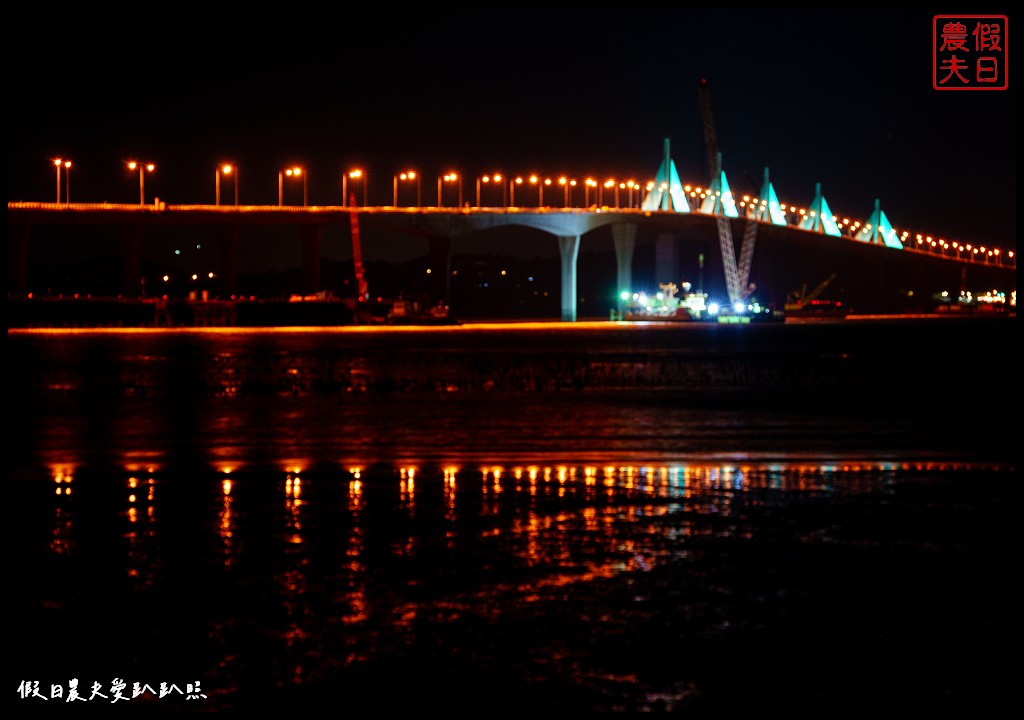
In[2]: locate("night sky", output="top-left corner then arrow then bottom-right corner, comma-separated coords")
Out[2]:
8,8 -> 1016,259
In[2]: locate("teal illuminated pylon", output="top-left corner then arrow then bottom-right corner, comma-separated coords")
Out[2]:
698,152 -> 738,217
798,183 -> 842,237
641,138 -> 690,212
750,168 -> 787,226
854,199 -> 903,249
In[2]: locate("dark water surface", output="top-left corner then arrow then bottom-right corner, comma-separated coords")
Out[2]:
9,318 -> 1017,714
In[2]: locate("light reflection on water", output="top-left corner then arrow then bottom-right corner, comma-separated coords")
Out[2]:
22,456 -> 1013,713
11,324 -> 1017,714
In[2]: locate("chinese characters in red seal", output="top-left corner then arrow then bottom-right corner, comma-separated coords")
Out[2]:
934,15 -> 1008,90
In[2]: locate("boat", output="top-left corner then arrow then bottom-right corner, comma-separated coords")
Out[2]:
618,282 -> 701,322
386,297 -> 459,325
784,274 -> 850,319
708,298 -> 785,324
617,281 -> 786,323
784,298 -> 851,319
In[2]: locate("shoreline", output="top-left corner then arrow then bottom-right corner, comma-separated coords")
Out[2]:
7,297 -> 1015,331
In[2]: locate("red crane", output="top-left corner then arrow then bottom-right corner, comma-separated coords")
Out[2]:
348,191 -> 370,321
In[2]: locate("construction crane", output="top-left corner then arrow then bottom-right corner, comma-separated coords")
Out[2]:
697,78 -> 757,306
348,191 -> 370,322
785,273 -> 837,311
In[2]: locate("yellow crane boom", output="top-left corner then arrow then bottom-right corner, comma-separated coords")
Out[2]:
786,273 -> 837,310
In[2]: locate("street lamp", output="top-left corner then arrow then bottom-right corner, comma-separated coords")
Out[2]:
438,172 -> 461,207
604,179 -> 619,208
475,174 -> 505,207
216,164 -> 238,206
62,158 -> 71,201
526,175 -> 541,207
584,178 -> 597,208
127,161 -> 156,205
53,158 -> 72,203
278,166 -> 306,206
623,180 -> 636,209
53,158 -> 62,203
511,177 -> 522,207
393,170 -> 420,207
343,169 -> 366,207
557,176 -> 576,207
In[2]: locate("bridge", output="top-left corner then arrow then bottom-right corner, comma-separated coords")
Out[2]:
7,140 -> 1016,322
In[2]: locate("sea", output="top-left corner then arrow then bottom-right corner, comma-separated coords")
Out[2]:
9,317 -> 1017,714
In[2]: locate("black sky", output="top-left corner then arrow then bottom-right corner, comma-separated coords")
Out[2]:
7,8 -> 1016,253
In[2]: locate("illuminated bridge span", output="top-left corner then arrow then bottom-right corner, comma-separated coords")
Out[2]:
7,139 -> 1016,321
7,202 -> 1015,322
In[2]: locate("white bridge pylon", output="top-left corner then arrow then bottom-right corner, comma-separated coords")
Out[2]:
637,127 -> 909,307
641,138 -> 690,212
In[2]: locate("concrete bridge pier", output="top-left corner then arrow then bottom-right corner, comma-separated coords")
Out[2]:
612,222 -> 637,314
558,234 -> 580,321
300,225 -> 322,296
217,225 -> 240,297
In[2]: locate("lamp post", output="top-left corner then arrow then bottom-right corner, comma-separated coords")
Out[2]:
216,164 -> 238,206
438,172 -> 460,207
585,178 -> 597,208
393,170 -> 420,207
343,169 -> 366,207
63,160 -> 72,204
53,159 -> 62,203
598,180 -> 614,208
511,177 -> 522,207
278,166 -> 305,206
618,180 -> 634,208
127,161 -> 155,205
558,177 -> 576,207
476,174 -> 505,207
